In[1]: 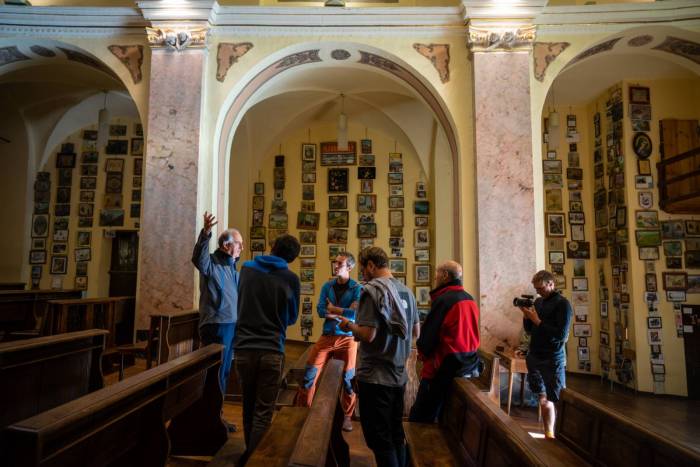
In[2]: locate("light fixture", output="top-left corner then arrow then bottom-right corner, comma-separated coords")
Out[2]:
337,93 -> 348,151
97,91 -> 110,149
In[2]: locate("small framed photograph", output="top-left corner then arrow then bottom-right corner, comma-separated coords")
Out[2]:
572,259 -> 585,277
56,152 -> 76,169
569,201 -> 583,213
629,85 -> 650,104
661,220 -> 685,239
106,139 -> 128,155
359,214 -> 375,224
415,216 -> 429,227
637,159 -> 651,176
573,324 -> 592,337
328,168 -> 349,193
634,134 -> 653,161
389,185 -> 403,196
300,269 -> 315,283
635,210 -> 659,229
357,223 -> 377,239
299,231 -> 317,244
548,251 -> 565,264
416,286 -> 431,306
300,282 -> 315,295
302,184 -> 315,201
543,160 -> 562,174
327,211 -> 349,228
389,210 -> 404,227
299,244 -> 317,258
360,139 -> 372,154
390,227 -> 403,238
636,230 -> 661,247
50,255 -> 68,274
31,238 -> 46,250
545,189 -> 563,211
663,272 -> 687,291
687,274 -> 700,293
74,248 -> 91,262
645,273 -> 657,292
302,143 -> 316,161
269,213 -> 289,230
329,195 -> 347,210
688,238 -> 700,250
300,201 -> 315,212
80,177 -> 97,190
647,317 -> 662,329
357,167 -> 376,180
250,226 -> 265,239
635,175 -> 653,189
546,150 -> 557,160
389,258 -> 407,275
53,229 -> 69,242
647,329 -> 662,344
81,164 -> 97,177
577,347 -> 590,362
568,212 -> 585,225
414,201 -> 430,215
388,172 -> 403,185
76,231 -> 91,247
359,154 -> 375,166
301,172 -> 316,183
686,250 -> 700,268
414,229 -> 430,247
329,245 -> 345,259
389,196 -> 404,209
297,212 -> 320,230
667,290 -> 686,302
390,247 -> 404,258
639,246 -> 659,260
74,276 -> 88,290
687,220 -> 700,237
357,194 -> 377,213
361,180 -> 373,193
29,250 -> 47,264
254,182 -> 264,195
252,196 -> 265,211
414,264 -> 431,283
415,249 -> 430,262
566,167 -> 583,180
250,239 -> 265,251
546,213 -> 565,237
663,240 -> 683,257
130,138 -> 143,156
600,302 -> 608,317
360,239 -> 374,250
570,224 -> 584,241
578,337 -> 588,347
572,278 -> 588,291
31,214 -> 50,238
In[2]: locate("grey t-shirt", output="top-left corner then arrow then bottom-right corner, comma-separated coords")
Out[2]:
355,277 -> 419,387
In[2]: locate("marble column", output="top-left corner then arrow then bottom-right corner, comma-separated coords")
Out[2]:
471,27 -> 538,350
137,48 -> 205,330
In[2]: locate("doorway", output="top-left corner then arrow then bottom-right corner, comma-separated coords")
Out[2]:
108,231 -> 139,297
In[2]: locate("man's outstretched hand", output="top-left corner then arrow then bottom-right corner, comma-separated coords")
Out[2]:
203,211 -> 218,233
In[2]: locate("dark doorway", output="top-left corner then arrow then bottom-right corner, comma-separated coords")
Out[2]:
683,304 -> 700,399
109,231 -> 139,297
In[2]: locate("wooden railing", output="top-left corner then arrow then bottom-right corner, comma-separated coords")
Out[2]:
657,146 -> 700,214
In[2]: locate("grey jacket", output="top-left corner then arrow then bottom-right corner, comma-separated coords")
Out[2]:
192,229 -> 239,327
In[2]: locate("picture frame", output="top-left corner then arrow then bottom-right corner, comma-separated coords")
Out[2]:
637,159 -> 651,176
78,217 -> 93,228
570,224 -> 584,241
387,172 -> 403,185
328,168 -> 349,193
77,231 -> 91,247
389,210 -> 404,227
131,138 -> 144,156
572,278 -> 588,291
50,255 -> 68,274
53,229 -> 68,242
300,282 -> 315,295
301,201 -> 315,212
80,176 -> 97,190
632,132 -> 652,160
566,167 -> 583,180
688,238 -> 700,250
359,154 -> 375,166
414,264 -> 431,283
300,258 -> 316,268
635,175 -> 653,189
635,210 -> 659,229
319,141 -> 356,166
686,250 -> 700,268
302,184 -> 315,201
389,258 -> 407,275
327,211 -> 349,228
542,160 -> 562,174
329,245 -> 345,259
389,196 -> 404,209
566,241 -> 590,259
252,210 -> 264,226
254,182 -> 264,195
300,269 -> 315,282
390,227 -> 403,238
647,329 -> 662,345
299,244 -> 317,258
687,274 -> 700,294
414,201 -> 430,215
269,213 -> 288,230
639,246 -> 660,260
416,286 -> 431,306
357,194 -> 377,213
548,251 -> 565,264
577,347 -> 590,362
29,250 -> 47,264
573,324 -> 592,337
105,173 -> 123,193
629,85 -> 650,104
297,212 -> 320,230
636,230 -> 662,247
56,152 -> 76,169
414,229 -> 430,247
361,180 -> 373,193
661,220 -> 685,239
359,214 -> 375,224
105,139 -> 128,155
415,249 -> 430,262
568,212 -> 585,225
252,196 -> 265,211
667,290 -> 686,302
360,239 -> 374,250
357,167 -> 376,180
74,248 -> 91,262
302,143 -> 316,161
545,189 -> 563,211
545,213 -> 565,237
299,231 -> 317,244
360,139 -> 372,154
31,238 -> 46,250
328,195 -> 347,210
645,273 -> 657,292
389,185 -> 403,196
31,214 -> 49,238
663,240 -> 683,257
415,216 -> 429,227
687,220 -> 700,237
357,223 -> 377,238
600,302 -> 608,318
79,190 -> 95,203
99,208 -> 125,227
301,172 -> 316,183
662,272 -> 687,291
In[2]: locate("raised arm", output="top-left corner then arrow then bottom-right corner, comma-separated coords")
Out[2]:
191,212 -> 218,276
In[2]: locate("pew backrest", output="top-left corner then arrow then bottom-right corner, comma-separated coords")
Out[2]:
475,349 -> 500,406
557,388 -> 700,467
0,329 -> 107,430
150,309 -> 200,365
5,344 -> 227,467
0,289 -> 82,335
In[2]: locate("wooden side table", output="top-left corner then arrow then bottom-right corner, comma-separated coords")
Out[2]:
495,349 -> 529,415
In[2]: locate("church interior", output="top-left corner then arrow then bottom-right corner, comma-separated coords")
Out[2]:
1,0 -> 699,465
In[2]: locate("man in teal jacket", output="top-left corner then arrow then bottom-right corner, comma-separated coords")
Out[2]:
296,251 -> 362,432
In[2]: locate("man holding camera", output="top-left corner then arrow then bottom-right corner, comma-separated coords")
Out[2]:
518,270 -> 572,439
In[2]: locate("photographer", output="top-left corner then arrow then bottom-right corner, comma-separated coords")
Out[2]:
518,270 -> 572,439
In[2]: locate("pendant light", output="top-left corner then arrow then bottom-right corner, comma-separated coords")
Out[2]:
337,93 -> 348,151
97,91 -> 110,149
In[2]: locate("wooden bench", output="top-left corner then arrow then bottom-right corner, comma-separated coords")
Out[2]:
474,349 -> 500,406
5,344 -> 228,466
0,329 -> 107,438
0,282 -> 26,290
276,341 -> 313,407
0,289 -> 82,340
211,358 -> 349,467
557,388 -> 700,466
405,378 -> 588,467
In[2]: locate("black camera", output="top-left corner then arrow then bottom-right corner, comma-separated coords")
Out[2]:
513,295 -> 535,308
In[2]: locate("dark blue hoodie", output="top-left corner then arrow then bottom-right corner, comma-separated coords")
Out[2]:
233,255 -> 300,354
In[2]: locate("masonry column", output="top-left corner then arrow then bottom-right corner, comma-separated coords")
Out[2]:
136,2 -> 213,330
467,3 -> 543,349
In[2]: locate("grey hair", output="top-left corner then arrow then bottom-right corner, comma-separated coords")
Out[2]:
218,228 -> 241,249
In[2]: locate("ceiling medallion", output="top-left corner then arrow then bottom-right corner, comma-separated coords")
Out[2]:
331,49 -> 351,60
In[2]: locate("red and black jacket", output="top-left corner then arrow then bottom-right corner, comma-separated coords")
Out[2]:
416,280 -> 480,379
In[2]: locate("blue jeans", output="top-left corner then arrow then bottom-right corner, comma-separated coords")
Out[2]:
526,352 -> 566,403
199,322 -> 235,395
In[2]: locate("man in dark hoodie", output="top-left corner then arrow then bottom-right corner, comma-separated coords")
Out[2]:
192,211 -> 242,401
233,234 -> 301,454
409,261 -> 480,423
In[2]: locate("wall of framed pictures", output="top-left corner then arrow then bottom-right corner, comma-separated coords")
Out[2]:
28,117 -> 143,296
542,78 -> 700,396
231,125 -> 433,342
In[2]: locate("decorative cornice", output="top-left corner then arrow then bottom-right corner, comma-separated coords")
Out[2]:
137,0 -> 217,23
534,0 -> 700,26
146,26 -> 208,50
0,5 -> 147,28
468,25 -> 535,52
462,0 -> 547,21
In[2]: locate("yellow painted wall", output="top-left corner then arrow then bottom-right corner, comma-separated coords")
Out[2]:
33,117 -> 142,297
230,122 -> 431,342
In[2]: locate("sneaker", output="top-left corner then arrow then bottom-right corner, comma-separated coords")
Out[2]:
342,416 -> 353,432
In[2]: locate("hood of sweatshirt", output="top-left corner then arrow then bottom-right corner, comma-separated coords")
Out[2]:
243,254 -> 288,273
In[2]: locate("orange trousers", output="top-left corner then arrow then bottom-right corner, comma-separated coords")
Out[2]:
296,334 -> 358,416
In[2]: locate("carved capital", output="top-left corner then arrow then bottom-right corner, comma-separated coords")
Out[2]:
468,25 -> 536,52
146,27 -> 207,51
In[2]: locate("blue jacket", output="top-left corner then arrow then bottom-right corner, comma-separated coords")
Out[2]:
233,255 -> 300,353
192,230 -> 238,327
317,278 -> 362,336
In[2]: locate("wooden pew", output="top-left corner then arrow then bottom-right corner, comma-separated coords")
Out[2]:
0,282 -> 26,290
557,388 -> 700,467
0,330 -> 107,451
44,296 -> 135,349
5,344 -> 228,466
475,349 -> 500,406
0,289 -> 82,339
149,309 -> 201,365
229,358 -> 349,467
276,342 -> 313,407
404,378 -> 588,467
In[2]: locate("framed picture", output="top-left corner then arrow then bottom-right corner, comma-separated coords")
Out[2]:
254,182 -> 264,195
637,159 -> 651,176
414,201 -> 430,215
360,239 -> 374,250
29,250 -> 47,264
103,193 -> 121,209
566,241 -> 590,259
81,164 -> 97,176
573,324 -> 592,337
297,212 -> 320,230
645,273 -> 657,292
389,259 -> 407,275
359,154 -> 375,166
566,168 -> 583,180
273,167 -> 285,190
251,210 -> 264,227
74,248 -> 91,262
545,189 -> 563,211
636,230 -> 661,247
329,195 -> 347,210
359,214 -> 375,224
570,224 -> 584,241
56,152 -> 76,169
415,249 -> 430,262
327,228 -> 348,244
31,238 -> 46,250
329,245 -> 345,259
302,184 -> 315,201
572,259 -> 585,277
577,347 -> 590,362
328,168 -> 349,193
663,272 -> 687,291
250,226 -> 265,239
572,278 -> 588,291
357,223 -> 377,238
688,238 -> 700,250
300,282 -> 315,295
686,250 -> 700,268
661,220 -> 685,239
600,302 -> 608,318
361,180 -> 373,193
568,212 -> 585,225
106,173 -> 123,193
357,194 -> 377,213
99,209 -> 125,227
549,251 -> 565,264
629,85 -> 650,104
300,269 -> 315,283
77,231 -> 91,247
390,227 -> 403,237
31,214 -> 49,238
542,160 -> 562,174
299,244 -> 317,258
389,185 -> 403,196
411,264 -> 430,283
130,204 -> 142,219
357,167 -> 376,180
687,274 -> 700,294
635,175 -> 653,189
647,329 -> 662,345
82,151 -> 99,164
50,255 -> 68,274
415,229 -> 430,247
667,290 -> 686,302
632,132 -> 652,160
663,240 -> 682,257
639,246 -> 659,260
635,210 -> 659,229
78,217 -> 93,228
416,286 -> 431,306
301,172 -> 316,183
269,213 -> 288,230
130,138 -> 144,156
320,141 -> 356,166
389,196 -> 404,209
687,220 -> 700,237
106,139 -> 128,155
389,210 -> 404,227
415,216 -> 429,227
302,143 -> 316,161
252,196 -> 265,211
80,176 -> 97,190
80,190 -> 95,203
299,231 -> 316,244
546,213 -> 565,237
327,211 -> 349,228
569,201 -> 583,213
300,201 -> 315,212
360,139 -> 372,154
387,172 -> 403,185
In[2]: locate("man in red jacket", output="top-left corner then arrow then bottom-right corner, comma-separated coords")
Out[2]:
409,260 -> 480,422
